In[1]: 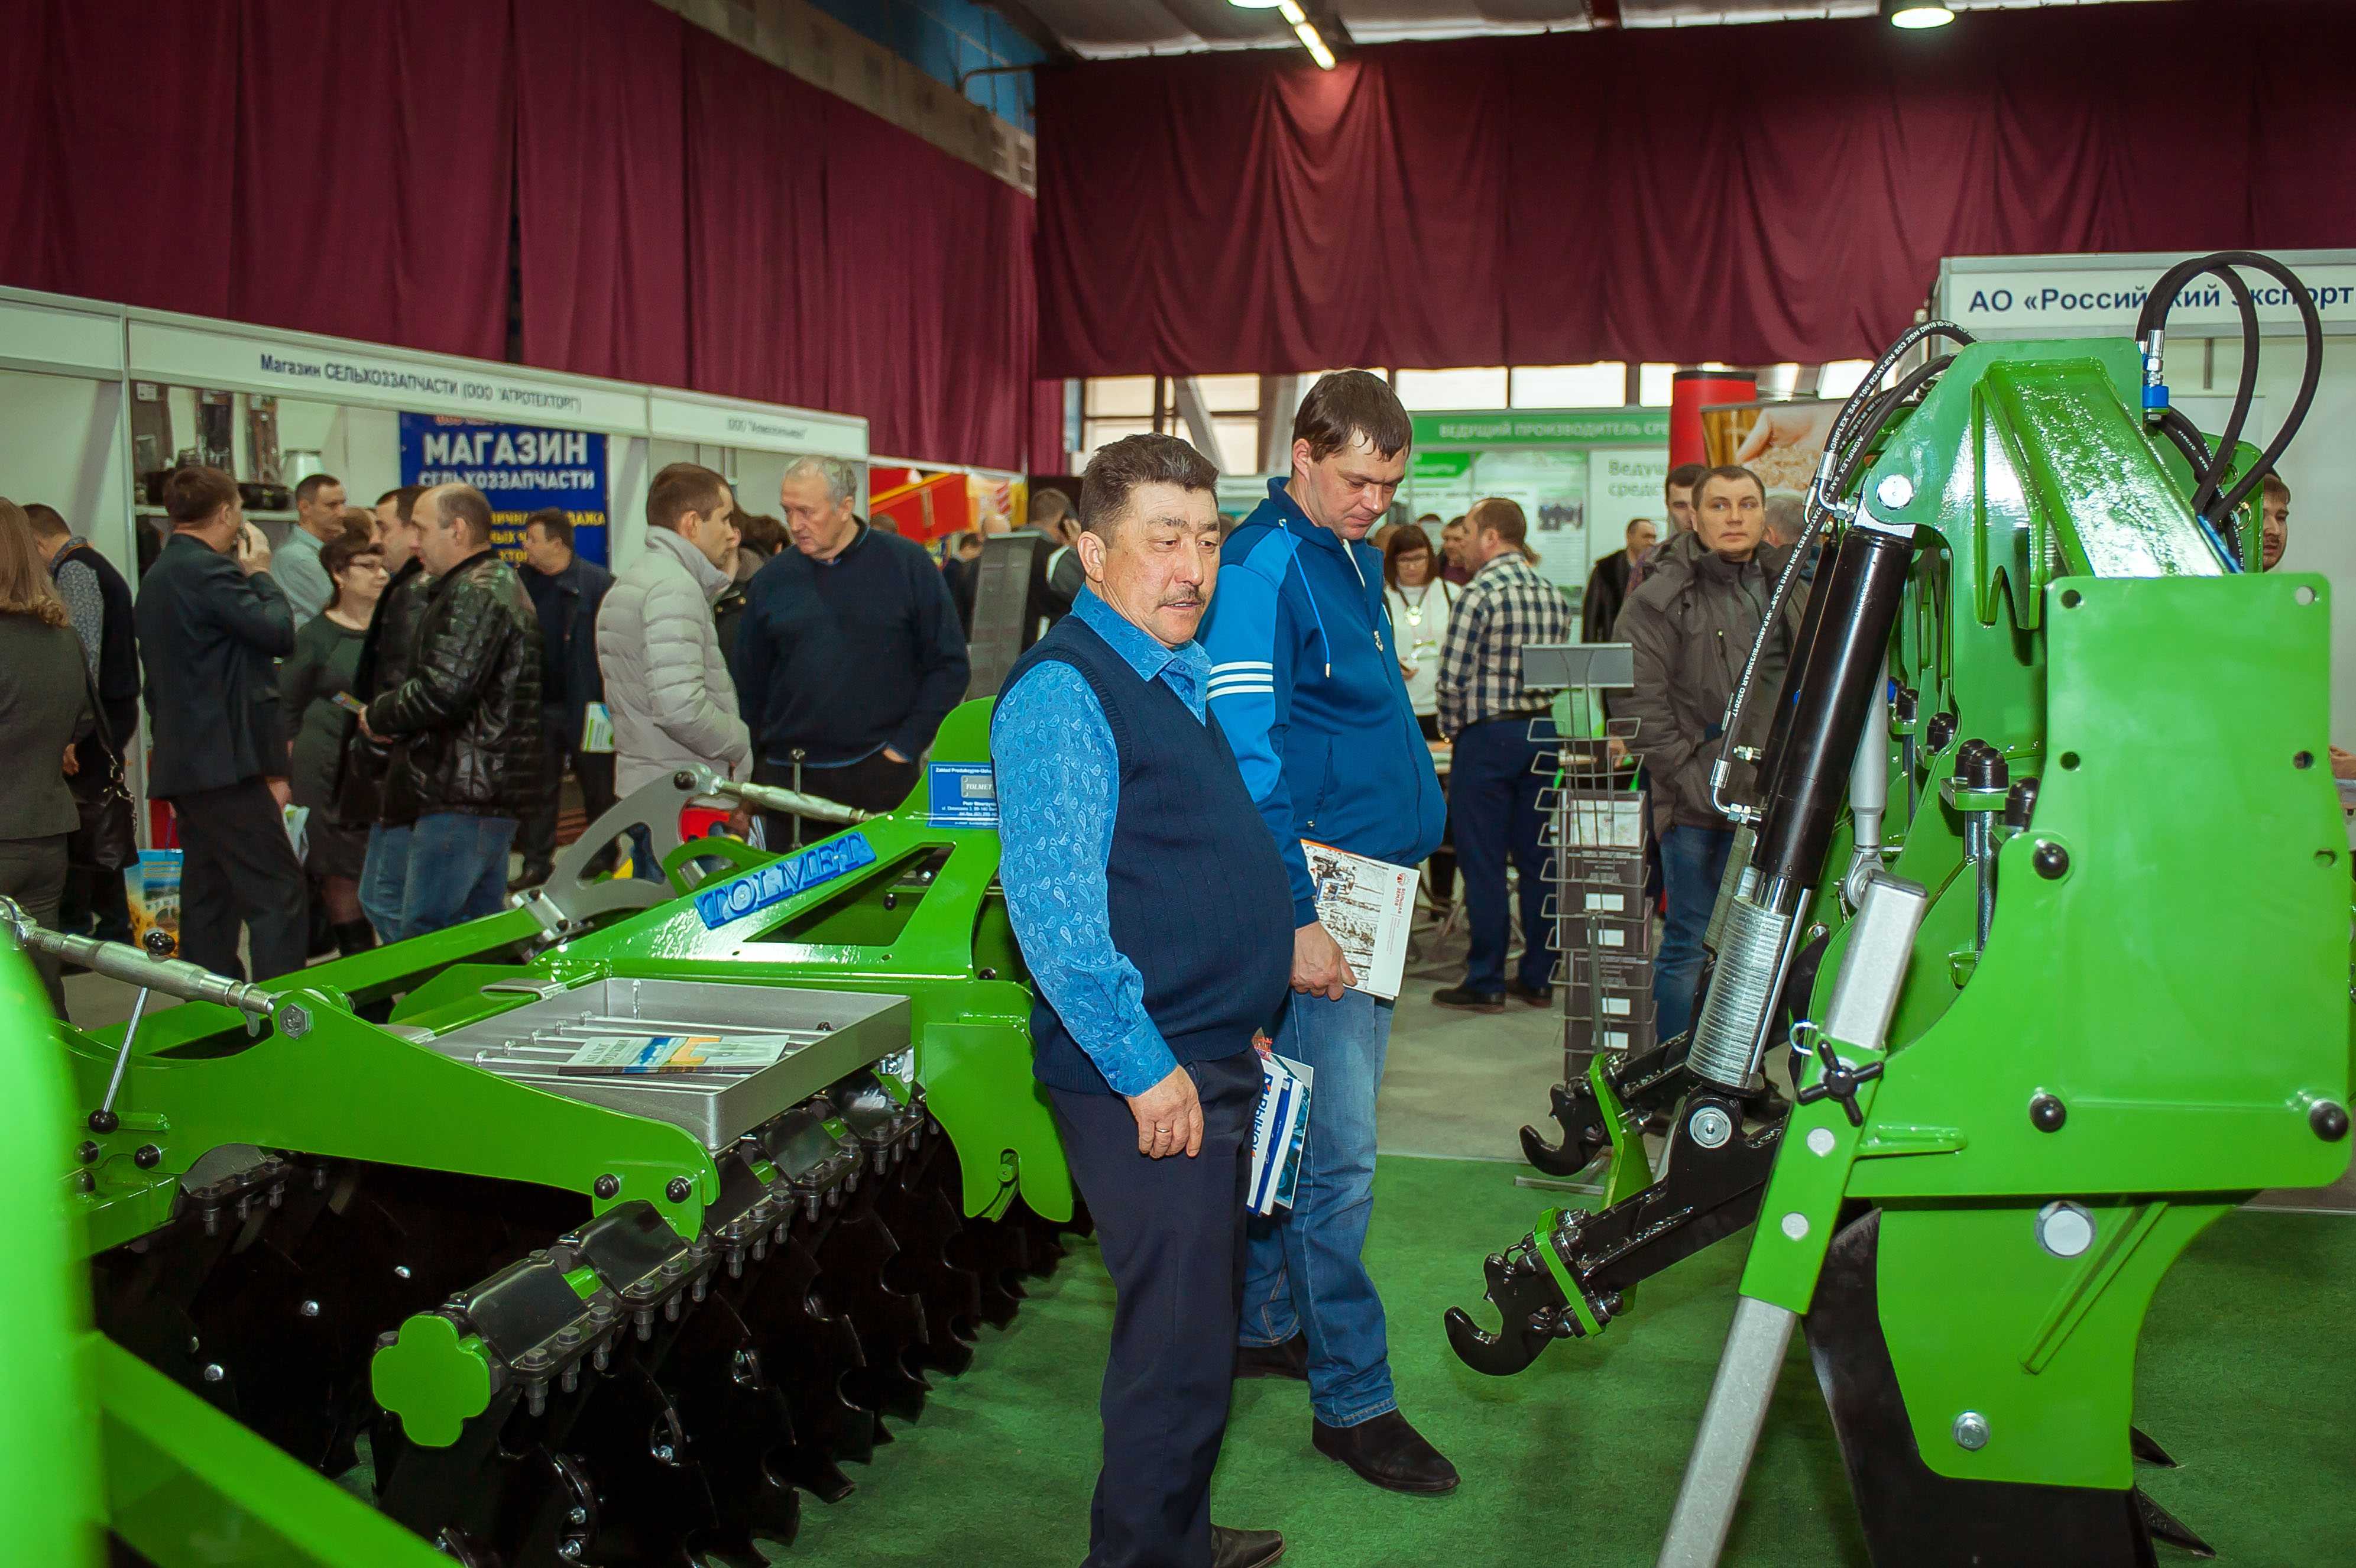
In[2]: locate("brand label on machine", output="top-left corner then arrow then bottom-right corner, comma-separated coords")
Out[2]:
693,833 -> 879,930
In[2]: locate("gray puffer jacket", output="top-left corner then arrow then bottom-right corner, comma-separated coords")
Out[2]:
1613,528 -> 1809,834
596,529 -> 753,795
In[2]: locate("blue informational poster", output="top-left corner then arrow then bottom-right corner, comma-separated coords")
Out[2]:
398,413 -> 610,564
926,762 -> 999,829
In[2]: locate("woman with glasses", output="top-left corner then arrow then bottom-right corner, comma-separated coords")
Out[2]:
280,528 -> 390,956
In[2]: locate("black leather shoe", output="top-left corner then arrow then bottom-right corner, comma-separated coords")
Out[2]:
1235,1333 -> 1309,1380
1432,985 -> 1505,1010
1313,1411 -> 1461,1494
1506,980 -> 1554,1007
1211,1525 -> 1285,1568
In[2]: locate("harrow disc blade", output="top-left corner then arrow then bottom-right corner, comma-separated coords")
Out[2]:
811,1203 -> 933,1424
730,1226 -> 873,1499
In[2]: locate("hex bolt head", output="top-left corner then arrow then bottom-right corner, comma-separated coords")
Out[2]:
2035,1201 -> 2096,1259
278,1003 -> 311,1039
666,1177 -> 693,1204
2033,841 -> 2070,880
2313,1101 -> 2350,1142
2030,1093 -> 2067,1133
594,1174 -> 620,1200
1953,1411 -> 1990,1451
133,1145 -> 161,1169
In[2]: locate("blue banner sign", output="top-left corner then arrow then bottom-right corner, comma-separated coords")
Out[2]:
399,413 -> 610,565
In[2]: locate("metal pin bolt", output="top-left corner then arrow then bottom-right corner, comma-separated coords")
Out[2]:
2035,1201 -> 2096,1259
1806,1126 -> 1836,1157
1875,474 -> 1916,510
560,1365 -> 579,1394
201,1363 -> 225,1384
594,1174 -> 620,1200
1780,1213 -> 1810,1241
568,1505 -> 589,1526
666,1177 -> 692,1203
1953,1411 -> 1991,1451
394,1264 -> 413,1280
299,1300 -> 320,1318
1687,1106 -> 1734,1150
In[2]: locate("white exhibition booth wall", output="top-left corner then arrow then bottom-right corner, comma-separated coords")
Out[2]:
1937,249 -> 2356,737
0,284 -> 871,837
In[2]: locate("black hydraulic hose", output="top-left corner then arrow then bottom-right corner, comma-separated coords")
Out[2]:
2138,250 -> 2325,528
1829,354 -> 1958,503
2156,407 -> 2244,566
1748,522 -> 1918,893
2188,267 -> 2259,523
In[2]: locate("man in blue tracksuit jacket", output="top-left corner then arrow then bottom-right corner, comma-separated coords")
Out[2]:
1198,371 -> 1457,1494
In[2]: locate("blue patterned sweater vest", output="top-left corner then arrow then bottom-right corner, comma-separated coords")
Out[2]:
1002,615 -> 1296,1094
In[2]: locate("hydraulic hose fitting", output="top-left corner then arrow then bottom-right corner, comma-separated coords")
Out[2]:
2140,327 -> 2169,422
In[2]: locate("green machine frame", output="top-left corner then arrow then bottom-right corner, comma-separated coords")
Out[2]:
1450,257 -> 2351,1566
12,702 -> 1080,1567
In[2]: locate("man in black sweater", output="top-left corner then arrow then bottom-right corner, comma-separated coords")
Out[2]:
133,466 -> 306,981
737,455 -> 969,844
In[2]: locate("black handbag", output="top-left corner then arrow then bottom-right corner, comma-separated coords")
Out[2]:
66,665 -> 137,874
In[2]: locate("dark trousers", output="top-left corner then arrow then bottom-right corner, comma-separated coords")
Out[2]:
1417,712 -> 1456,903
1655,824 -> 1736,1043
518,721 -> 618,876
1,834 -> 70,1015
172,779 -> 308,983
1450,717 -> 1555,993
1049,1050 -> 1261,1568
753,750 -> 918,850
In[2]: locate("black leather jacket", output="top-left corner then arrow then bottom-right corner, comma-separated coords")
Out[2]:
334,558 -> 436,824
365,550 -> 544,818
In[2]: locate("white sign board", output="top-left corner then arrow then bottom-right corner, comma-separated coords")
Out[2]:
647,390 -> 866,459
0,290 -> 125,378
125,315 -> 652,432
1939,250 -> 2356,339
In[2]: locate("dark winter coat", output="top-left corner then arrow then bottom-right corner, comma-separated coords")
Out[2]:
364,550 -> 543,819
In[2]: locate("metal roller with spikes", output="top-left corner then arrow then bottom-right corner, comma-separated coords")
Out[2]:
8,713 -> 1087,1567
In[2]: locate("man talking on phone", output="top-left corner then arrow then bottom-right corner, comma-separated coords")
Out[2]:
1198,372 -> 1454,1494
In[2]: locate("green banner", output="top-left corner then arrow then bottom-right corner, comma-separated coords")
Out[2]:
1412,410 -> 1668,447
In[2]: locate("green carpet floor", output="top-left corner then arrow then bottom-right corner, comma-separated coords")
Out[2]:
783,1156 -> 2356,1567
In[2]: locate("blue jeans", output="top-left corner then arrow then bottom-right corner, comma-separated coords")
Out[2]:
1655,824 -> 1736,1042
1449,717 -> 1556,994
1239,987 -> 1397,1428
397,814 -> 517,940
358,823 -> 412,942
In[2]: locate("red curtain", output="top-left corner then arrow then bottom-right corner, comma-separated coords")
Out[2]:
820,108 -> 1039,466
1037,0 -> 2356,376
512,0 -> 691,387
232,0 -> 514,357
20,1 -> 241,319
682,28 -> 831,411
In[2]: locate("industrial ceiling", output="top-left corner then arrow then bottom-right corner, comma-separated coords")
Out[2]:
1008,0 -> 2170,56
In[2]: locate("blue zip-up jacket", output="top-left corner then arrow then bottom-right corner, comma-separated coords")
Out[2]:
1200,480 -> 1447,926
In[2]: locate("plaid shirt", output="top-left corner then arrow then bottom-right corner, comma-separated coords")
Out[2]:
1435,550 -> 1578,738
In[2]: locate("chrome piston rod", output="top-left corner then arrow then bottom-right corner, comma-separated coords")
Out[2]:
0,896 -> 274,1016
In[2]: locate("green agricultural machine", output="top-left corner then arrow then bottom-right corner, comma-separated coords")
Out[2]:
1448,251 -> 2352,1565
8,704 -> 1078,1567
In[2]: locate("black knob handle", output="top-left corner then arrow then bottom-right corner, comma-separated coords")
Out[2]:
2313,1101 -> 2350,1143
1925,712 -> 1959,752
1894,686 -> 1919,724
1963,741 -> 2008,793
1794,1035 -> 1883,1128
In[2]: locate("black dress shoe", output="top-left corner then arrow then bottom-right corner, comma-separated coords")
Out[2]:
1313,1411 -> 1461,1494
1432,985 -> 1505,1010
1211,1525 -> 1285,1568
1235,1332 -> 1309,1380
1506,980 -> 1553,1007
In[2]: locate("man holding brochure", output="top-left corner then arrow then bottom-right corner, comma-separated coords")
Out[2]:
1199,372 -> 1455,1494
994,433 -> 1294,1568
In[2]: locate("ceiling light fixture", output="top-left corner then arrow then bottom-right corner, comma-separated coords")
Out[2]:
1881,0 -> 1956,27
1230,0 -> 1336,69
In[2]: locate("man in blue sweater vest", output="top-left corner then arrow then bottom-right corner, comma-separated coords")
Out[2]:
996,434 -> 1292,1568
1198,373 -> 1456,1494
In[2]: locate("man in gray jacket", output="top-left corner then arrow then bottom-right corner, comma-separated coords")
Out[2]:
597,464 -> 754,818
1615,464 -> 1806,1043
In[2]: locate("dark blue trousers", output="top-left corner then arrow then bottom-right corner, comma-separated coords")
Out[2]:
1449,716 -> 1557,994
1655,823 -> 1736,1042
1049,1049 -> 1262,1568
